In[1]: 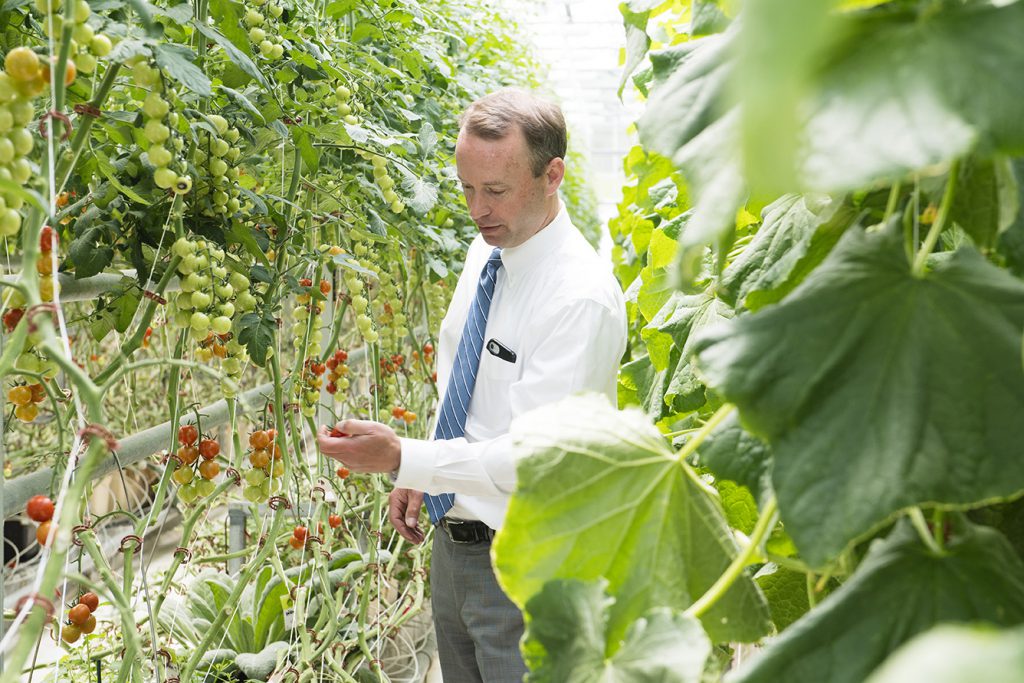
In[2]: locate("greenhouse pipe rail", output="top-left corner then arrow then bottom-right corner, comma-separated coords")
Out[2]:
1,343 -> 368,519
1,270 -> 181,303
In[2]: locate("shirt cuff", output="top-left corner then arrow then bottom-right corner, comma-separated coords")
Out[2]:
395,437 -> 438,491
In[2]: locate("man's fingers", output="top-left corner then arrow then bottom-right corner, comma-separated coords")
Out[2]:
405,490 -> 423,529
388,489 -> 425,544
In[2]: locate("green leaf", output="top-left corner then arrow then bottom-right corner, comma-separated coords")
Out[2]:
237,312 -> 275,367
397,165 -> 438,215
694,225 -> 1024,567
637,288 -> 732,413
69,228 -> 114,278
523,579 -> 711,682
696,413 -> 772,505
618,354 -> 672,419
951,156 -> 1019,250
155,43 -> 212,97
113,289 -> 141,333
193,22 -> 270,89
719,194 -> 855,309
220,85 -> 265,124
208,0 -> 250,54
866,624 -> 1024,683
493,395 -> 771,645
293,127 -> 320,174
754,563 -> 810,633
732,521 -> 1024,683
0,178 -> 44,210
418,121 -> 437,158
95,151 -> 151,205
619,6 -> 652,98
154,2 -> 192,24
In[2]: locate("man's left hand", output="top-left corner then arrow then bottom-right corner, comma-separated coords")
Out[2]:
316,420 -> 401,474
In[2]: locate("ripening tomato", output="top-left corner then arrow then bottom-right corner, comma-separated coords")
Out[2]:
177,446 -> 199,465
249,430 -> 270,450
60,623 -> 81,644
328,514 -> 342,529
36,520 -> 54,546
198,460 -> 220,480
39,226 -> 56,252
7,385 -> 32,406
319,280 -> 331,295
26,495 -> 55,523
178,424 -> 198,445
68,603 -> 91,626
288,536 -> 304,550
391,407 -> 406,420
79,614 -> 97,634
29,383 -> 45,403
78,593 -> 99,612
249,449 -> 270,469
422,342 -> 434,355
336,466 -> 350,479
198,439 -> 220,459
293,526 -> 307,542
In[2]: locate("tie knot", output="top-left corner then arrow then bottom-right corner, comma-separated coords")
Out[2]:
487,248 -> 503,266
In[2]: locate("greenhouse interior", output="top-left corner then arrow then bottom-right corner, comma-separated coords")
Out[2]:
1,0 -> 1023,681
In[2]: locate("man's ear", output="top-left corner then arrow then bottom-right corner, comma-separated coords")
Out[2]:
545,157 -> 565,196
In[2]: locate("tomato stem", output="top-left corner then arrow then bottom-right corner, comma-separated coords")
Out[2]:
911,159 -> 959,277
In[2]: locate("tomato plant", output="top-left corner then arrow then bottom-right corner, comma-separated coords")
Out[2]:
0,0 -> 582,679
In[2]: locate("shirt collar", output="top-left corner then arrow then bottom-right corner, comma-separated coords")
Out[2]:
499,202 -> 571,288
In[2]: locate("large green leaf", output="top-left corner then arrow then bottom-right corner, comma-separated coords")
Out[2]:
493,395 -> 771,645
523,579 -> 711,682
865,624 -> 1024,683
753,563 -> 809,633
694,225 -> 1024,566
731,521 -> 1024,683
950,156 -> 1019,250
719,194 -> 856,310
641,288 -> 732,412
695,413 -> 772,504
154,43 -> 212,97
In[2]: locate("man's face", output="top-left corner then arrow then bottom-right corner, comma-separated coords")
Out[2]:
454,127 -> 560,248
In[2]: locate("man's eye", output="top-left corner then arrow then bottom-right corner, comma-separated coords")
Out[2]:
488,189 -> 505,196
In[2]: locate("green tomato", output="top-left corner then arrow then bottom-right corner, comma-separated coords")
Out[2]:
191,291 -> 212,309
0,208 -> 20,237
131,62 -> 159,87
72,22 -> 94,45
248,27 -> 266,43
75,52 -> 96,75
9,99 -> 33,127
242,486 -> 263,502
211,316 -> 232,335
236,291 -> 257,311
223,357 -> 241,375
73,0 -> 90,22
0,137 -> 13,164
268,3 -> 283,17
218,301 -> 235,318
148,145 -> 172,168
215,283 -> 233,299
245,468 -> 266,486
173,175 -> 193,195
143,93 -> 169,119
270,44 -> 284,60
144,120 -> 170,144
209,158 -> 228,177
190,311 -> 210,330
211,138 -> 230,157
335,85 -> 351,101
10,128 -> 32,156
259,40 -> 274,57
244,10 -> 264,26
90,34 -> 112,57
229,271 -> 249,290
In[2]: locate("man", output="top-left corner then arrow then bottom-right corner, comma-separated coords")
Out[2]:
316,88 -> 626,682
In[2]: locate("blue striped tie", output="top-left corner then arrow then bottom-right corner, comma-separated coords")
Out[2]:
424,248 -> 503,524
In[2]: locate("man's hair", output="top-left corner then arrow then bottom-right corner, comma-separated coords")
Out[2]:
460,88 -> 567,177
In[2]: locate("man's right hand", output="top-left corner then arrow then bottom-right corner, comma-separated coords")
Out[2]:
389,488 -> 425,544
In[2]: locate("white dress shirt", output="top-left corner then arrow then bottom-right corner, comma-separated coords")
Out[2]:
396,203 -> 627,530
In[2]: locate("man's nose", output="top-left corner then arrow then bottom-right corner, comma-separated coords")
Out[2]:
468,195 -> 490,223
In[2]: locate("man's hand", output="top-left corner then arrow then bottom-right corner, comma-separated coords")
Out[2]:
316,419 -> 401,474
389,488 -> 425,544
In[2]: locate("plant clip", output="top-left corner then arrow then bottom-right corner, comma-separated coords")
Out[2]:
78,424 -> 119,452
306,628 -> 319,644
24,303 -> 58,333
258,534 -> 268,549
320,550 -> 331,561
368,529 -> 383,541
39,110 -> 73,142
307,535 -> 323,545
310,485 -> 325,500
225,467 -> 242,487
156,649 -> 173,665
142,290 -> 167,305
160,451 -> 182,467
275,317 -> 283,329
289,585 -> 303,601
72,103 -> 102,118
370,659 -> 383,671
15,593 -> 56,620
268,495 -> 292,510
70,521 -> 93,547
283,666 -> 301,681
173,547 -> 193,564
365,563 -> 379,572
119,535 -> 143,552
165,677 -> 180,683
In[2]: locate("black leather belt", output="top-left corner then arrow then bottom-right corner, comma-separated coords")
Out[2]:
438,518 -> 495,544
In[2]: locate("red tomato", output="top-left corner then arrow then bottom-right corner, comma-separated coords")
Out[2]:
26,495 -> 55,523
178,424 -> 198,445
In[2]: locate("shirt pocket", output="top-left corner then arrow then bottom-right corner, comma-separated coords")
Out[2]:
477,347 -> 520,383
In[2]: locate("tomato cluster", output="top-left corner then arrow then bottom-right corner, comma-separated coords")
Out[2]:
7,381 -> 46,423
0,49 -> 44,239
57,591 -> 99,645
26,494 -> 55,546
242,428 -> 284,502
243,1 -> 286,61
170,238 -> 255,397
325,349 -> 350,397
31,0 -> 112,76
174,424 -> 221,504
